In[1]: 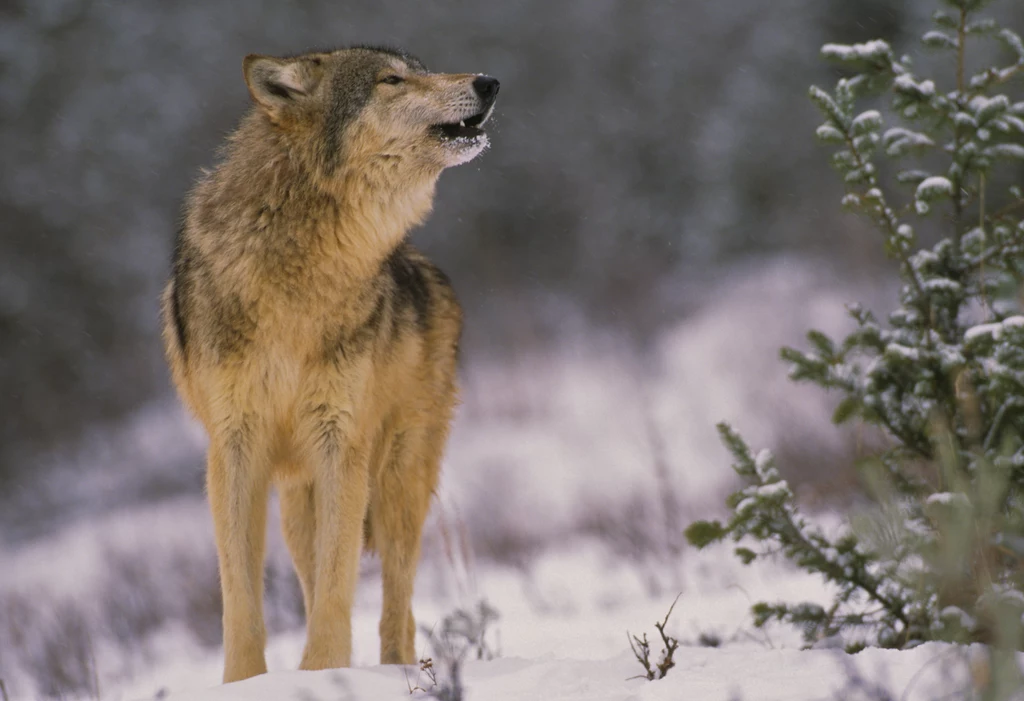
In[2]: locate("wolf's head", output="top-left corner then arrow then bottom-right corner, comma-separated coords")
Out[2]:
242,47 -> 499,178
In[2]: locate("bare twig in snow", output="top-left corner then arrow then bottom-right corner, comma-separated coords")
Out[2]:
627,593 -> 682,681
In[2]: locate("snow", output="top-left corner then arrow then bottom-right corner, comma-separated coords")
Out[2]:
886,343 -> 920,361
922,278 -> 961,294
922,30 -> 956,49
986,143 -> 1024,160
940,606 -> 977,630
734,496 -> 757,515
1004,114 -> 1024,133
851,110 -> 882,132
1,511 -> 845,700
966,322 -> 1003,341
153,644 -> 983,701
67,528 -> 983,701
915,176 -> 954,200
755,481 -> 791,499
966,316 -> 1024,342
1001,28 -> 1024,58
815,124 -> 843,142
894,74 -> 936,98
914,175 -> 954,214
925,492 -> 970,508
970,94 -> 1010,119
955,112 -> 979,129
991,588 -> 1024,606
883,127 -> 935,156
821,40 -> 891,62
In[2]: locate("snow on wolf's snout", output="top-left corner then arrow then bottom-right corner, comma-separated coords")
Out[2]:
243,47 -> 500,171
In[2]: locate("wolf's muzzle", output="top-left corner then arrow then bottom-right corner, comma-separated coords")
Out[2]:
472,76 -> 500,109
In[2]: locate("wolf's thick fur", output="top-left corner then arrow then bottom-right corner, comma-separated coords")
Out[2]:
161,47 -> 498,682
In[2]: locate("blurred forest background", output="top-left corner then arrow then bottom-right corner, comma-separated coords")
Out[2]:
2,0 -> 1023,542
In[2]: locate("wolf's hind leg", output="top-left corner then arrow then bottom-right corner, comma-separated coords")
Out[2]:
279,481 -> 316,621
372,426 -> 443,665
207,434 -> 271,683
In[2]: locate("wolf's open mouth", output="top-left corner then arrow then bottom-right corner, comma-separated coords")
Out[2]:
433,105 -> 493,141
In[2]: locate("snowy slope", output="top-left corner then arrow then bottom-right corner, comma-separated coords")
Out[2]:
108,538 -> 989,701
103,536 -> 828,699
157,644 -> 975,701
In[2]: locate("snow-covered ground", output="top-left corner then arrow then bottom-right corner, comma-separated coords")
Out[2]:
105,534 -> 838,699
4,256 -> 955,701
156,644 -> 983,701
1,511 -> 994,700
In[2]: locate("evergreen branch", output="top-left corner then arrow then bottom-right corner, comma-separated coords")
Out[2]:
883,416 -> 934,460
984,398 -> 1024,452
952,6 -> 969,256
957,7 -> 967,96
968,61 -> 1024,95
837,127 -> 931,310
760,490 -> 915,637
717,425 -> 915,638
991,198 -> 1024,220
771,515 -> 913,635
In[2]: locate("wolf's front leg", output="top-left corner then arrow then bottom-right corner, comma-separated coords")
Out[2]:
298,418 -> 371,671
207,434 -> 271,683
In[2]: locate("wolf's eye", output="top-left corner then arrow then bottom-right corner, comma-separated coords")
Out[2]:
380,75 -> 404,85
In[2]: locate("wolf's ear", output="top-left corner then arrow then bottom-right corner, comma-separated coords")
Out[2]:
243,55 -> 323,113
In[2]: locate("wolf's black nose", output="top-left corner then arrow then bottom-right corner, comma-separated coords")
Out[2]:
473,76 -> 500,106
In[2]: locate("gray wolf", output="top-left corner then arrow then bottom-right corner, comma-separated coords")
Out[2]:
160,45 -> 498,683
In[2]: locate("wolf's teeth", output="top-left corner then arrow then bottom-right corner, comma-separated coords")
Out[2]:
460,120 -> 466,127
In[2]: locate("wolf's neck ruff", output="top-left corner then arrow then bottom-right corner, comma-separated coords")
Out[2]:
327,153 -> 440,280
210,113 -> 440,296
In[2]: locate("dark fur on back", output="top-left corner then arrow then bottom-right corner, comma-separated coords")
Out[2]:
313,244 -> 456,365
170,222 -> 190,355
385,247 -> 433,331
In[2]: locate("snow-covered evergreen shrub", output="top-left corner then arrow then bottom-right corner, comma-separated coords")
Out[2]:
687,0 -> 1024,652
